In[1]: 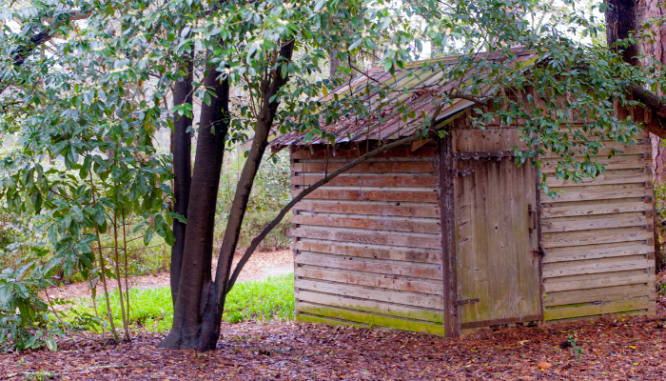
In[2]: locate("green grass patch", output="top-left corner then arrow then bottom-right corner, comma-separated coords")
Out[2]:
67,274 -> 295,333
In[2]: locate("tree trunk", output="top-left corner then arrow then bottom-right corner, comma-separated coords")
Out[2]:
170,49 -> 193,304
160,63 -> 230,350
212,38 -> 296,323
329,48 -> 342,80
606,0 -> 666,269
604,0 -> 640,65
640,0 -> 666,270
641,0 -> 666,184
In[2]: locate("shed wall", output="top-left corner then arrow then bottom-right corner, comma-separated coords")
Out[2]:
540,125 -> 657,321
290,144 -> 445,335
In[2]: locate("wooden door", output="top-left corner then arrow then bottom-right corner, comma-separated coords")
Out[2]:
453,157 -> 542,330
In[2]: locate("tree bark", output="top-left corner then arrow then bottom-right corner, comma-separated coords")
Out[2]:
606,0 -> 666,269
169,49 -> 194,304
640,0 -> 666,184
329,48 -> 342,80
160,62 -> 230,350
640,0 -> 666,270
605,0 -> 640,65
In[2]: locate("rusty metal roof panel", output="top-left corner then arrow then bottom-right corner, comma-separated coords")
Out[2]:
270,49 -> 541,146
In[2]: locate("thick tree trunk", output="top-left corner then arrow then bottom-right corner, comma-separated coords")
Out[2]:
641,0 -> 666,65
160,63 -> 230,350
641,0 -> 666,270
606,0 -> 666,269
642,0 -> 666,184
162,39 -> 293,351
170,50 -> 193,304
605,0 -> 640,65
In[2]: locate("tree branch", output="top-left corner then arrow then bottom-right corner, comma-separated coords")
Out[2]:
0,11 -> 92,96
225,102 -> 447,292
214,39 -> 296,300
448,92 -> 492,108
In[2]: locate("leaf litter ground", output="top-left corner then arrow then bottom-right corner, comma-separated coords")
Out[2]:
4,267 -> 666,380
2,314 -> 666,380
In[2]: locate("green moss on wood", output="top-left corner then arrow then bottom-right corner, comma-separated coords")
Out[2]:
298,304 -> 445,336
544,297 -> 650,321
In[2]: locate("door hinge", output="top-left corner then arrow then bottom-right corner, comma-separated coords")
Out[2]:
454,298 -> 480,306
454,168 -> 474,177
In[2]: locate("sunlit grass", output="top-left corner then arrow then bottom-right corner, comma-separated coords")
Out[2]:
67,274 -> 295,333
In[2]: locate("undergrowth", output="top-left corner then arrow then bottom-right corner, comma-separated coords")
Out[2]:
67,274 -> 295,333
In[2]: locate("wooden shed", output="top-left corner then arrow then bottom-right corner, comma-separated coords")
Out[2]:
271,50 -> 666,337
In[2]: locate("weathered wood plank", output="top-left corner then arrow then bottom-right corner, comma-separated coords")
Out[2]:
292,227 -> 441,249
540,187 -> 647,203
541,215 -> 651,233
543,243 -> 654,263
295,239 -> 442,264
291,174 -> 439,188
291,145 -> 437,160
543,270 -> 650,293
296,266 -> 443,295
541,142 -> 648,158
455,159 -> 490,324
292,214 -> 441,234
297,302 -> 446,336
295,253 -> 442,280
296,188 -> 439,203
452,128 -> 527,152
296,313 -> 367,328
543,257 -> 651,278
544,296 -> 649,321
296,279 -> 443,309
296,290 -> 444,323
544,172 -> 649,188
541,201 -> 651,218
539,157 -> 649,173
293,161 -> 437,174
543,283 -> 652,307
541,227 -> 652,249
293,200 -> 440,219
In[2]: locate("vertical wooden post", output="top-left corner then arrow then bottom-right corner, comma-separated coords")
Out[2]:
439,133 -> 458,337
533,162 -> 545,323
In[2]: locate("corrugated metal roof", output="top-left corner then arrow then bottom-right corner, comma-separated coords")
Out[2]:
270,48 -> 541,146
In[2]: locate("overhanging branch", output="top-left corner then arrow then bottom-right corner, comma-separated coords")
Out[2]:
225,103 -> 447,292
0,11 -> 92,96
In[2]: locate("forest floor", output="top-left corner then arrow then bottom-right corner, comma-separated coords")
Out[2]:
2,315 -> 666,380
4,266 -> 666,380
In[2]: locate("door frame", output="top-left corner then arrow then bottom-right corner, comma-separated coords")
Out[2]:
439,136 -> 544,338
438,135 -> 458,337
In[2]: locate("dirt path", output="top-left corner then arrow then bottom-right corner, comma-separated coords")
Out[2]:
46,250 -> 293,301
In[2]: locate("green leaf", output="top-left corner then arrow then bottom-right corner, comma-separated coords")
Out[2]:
144,227 -> 153,245
45,337 -> 57,352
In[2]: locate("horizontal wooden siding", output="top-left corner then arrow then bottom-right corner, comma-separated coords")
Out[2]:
540,127 -> 656,322
290,144 -> 445,335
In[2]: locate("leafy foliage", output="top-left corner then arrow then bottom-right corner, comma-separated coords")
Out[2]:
0,261 -> 58,352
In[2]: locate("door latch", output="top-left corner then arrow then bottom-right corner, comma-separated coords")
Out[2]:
454,298 -> 480,306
